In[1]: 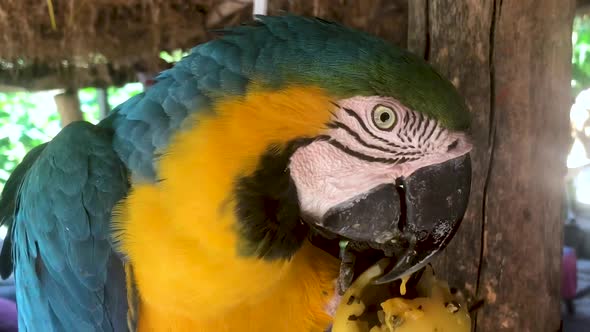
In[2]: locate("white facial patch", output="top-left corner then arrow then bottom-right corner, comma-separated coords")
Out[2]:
289,96 -> 472,222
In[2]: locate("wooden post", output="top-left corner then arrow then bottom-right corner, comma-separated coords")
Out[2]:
54,89 -> 83,127
409,1 -> 576,331
97,88 -> 110,120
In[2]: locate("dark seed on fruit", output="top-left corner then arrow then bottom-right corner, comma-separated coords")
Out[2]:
445,301 -> 461,313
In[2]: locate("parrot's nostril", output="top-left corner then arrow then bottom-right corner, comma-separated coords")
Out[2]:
447,139 -> 459,151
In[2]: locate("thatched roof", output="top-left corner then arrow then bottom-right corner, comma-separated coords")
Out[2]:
0,0 -> 408,91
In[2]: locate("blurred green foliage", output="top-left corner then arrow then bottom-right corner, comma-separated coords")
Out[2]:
573,15 -> 590,96
160,49 -> 188,63
0,83 -> 142,191
0,92 -> 60,189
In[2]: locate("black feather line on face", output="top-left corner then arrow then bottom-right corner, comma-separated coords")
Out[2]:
338,105 -> 410,151
342,107 -> 390,145
419,115 -> 431,141
328,121 -> 421,157
396,130 -> 408,144
326,139 -> 415,165
407,109 -> 417,133
434,126 -> 445,140
234,138 -> 318,261
423,120 -> 439,144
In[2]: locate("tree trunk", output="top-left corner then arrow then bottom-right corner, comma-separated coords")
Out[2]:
54,89 -> 83,127
409,1 -> 575,331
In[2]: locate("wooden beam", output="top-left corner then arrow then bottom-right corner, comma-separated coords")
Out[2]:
410,0 -> 575,330
0,62 -> 135,92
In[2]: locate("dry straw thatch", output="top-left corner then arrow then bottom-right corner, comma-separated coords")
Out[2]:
0,0 -> 407,90
0,0 -> 253,89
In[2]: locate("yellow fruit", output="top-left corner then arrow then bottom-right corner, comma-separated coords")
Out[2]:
333,260 -> 471,332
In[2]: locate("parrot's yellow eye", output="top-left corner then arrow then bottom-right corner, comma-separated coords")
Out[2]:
372,105 -> 397,130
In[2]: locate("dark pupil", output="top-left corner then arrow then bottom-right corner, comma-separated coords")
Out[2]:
379,112 -> 390,123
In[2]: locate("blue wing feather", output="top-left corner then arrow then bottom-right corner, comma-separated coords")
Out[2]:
5,121 -> 129,331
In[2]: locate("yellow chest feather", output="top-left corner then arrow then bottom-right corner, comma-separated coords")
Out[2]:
114,86 -> 340,331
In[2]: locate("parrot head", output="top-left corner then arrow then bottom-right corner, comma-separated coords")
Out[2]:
159,15 -> 472,295
289,95 -> 471,289
226,16 -> 472,290
221,16 -> 472,293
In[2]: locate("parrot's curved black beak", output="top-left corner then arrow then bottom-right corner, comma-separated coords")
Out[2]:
316,153 -> 471,288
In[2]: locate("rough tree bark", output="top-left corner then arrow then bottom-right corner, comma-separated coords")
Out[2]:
409,1 -> 575,331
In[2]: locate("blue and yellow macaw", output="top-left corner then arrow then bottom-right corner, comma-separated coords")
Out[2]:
0,15 -> 471,331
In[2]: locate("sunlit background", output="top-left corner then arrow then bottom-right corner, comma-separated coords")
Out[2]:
569,16 -> 590,214
569,90 -> 590,202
